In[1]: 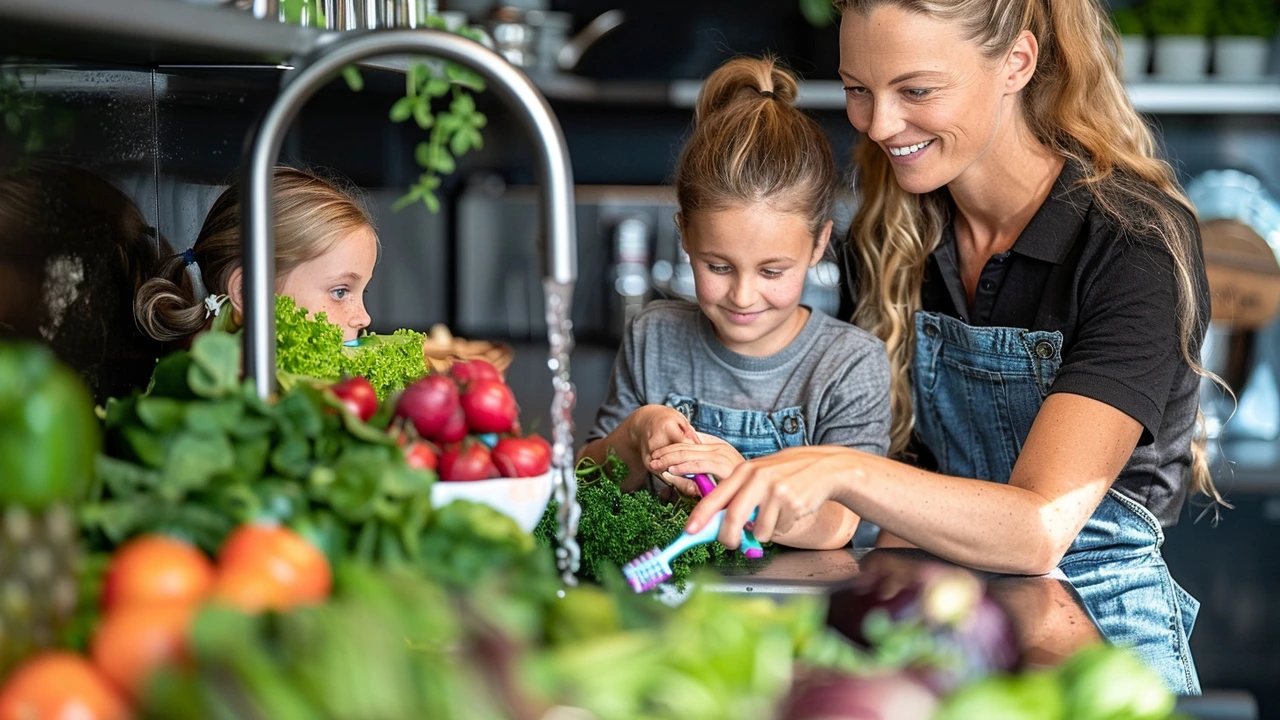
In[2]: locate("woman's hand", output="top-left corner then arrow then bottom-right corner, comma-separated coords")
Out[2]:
648,432 -> 746,494
685,445 -> 858,548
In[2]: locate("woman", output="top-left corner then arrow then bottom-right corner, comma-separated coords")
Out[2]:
680,0 -> 1221,695
136,166 -> 377,345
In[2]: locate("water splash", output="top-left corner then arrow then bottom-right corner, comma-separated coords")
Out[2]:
544,279 -> 580,584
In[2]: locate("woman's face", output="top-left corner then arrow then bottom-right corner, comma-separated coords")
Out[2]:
276,225 -> 377,342
839,5 -> 1030,194
682,204 -> 830,357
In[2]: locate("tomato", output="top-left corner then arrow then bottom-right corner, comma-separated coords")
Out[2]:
460,380 -> 518,434
91,602 -> 196,700
492,435 -> 552,478
439,442 -> 500,482
330,376 -> 378,421
435,405 -> 468,444
404,440 -> 438,471
210,567 -> 291,614
102,534 -> 215,612
449,359 -> 502,385
0,652 -> 129,720
395,375 -> 460,441
217,524 -> 332,608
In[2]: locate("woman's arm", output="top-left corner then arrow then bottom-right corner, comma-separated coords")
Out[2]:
687,392 -> 1142,575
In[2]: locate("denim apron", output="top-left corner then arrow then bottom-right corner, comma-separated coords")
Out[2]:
912,311 -> 1201,695
665,393 -> 808,458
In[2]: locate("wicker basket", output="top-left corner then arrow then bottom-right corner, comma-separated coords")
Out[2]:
421,324 -> 514,376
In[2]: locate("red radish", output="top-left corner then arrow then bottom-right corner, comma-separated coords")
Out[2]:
330,377 -> 378,422
404,441 -> 438,471
450,359 -> 502,385
460,380 -> 518,434
395,375 -> 459,439
492,436 -> 551,478
435,405 -> 468,444
439,442 -> 499,482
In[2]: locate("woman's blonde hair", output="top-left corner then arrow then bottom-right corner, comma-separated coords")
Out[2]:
675,56 -> 839,241
135,166 -> 374,343
838,0 -> 1225,505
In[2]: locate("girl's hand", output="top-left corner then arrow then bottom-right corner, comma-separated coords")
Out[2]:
649,432 -> 746,493
627,404 -> 699,470
685,445 -> 857,548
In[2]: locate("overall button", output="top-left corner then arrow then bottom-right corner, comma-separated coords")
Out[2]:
924,324 -> 939,338
1034,340 -> 1055,359
674,402 -> 695,419
781,416 -> 800,434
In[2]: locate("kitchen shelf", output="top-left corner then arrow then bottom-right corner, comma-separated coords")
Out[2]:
0,0 -> 322,67
4,0 -> 1279,116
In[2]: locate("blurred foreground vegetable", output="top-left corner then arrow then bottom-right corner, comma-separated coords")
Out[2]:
0,342 -> 99,674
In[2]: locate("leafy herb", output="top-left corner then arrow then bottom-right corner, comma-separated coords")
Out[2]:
85,331 -> 436,566
533,454 -> 772,588
274,295 -> 430,400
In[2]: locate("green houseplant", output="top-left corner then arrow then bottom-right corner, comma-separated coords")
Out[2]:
1148,0 -> 1215,79
1214,0 -> 1278,79
1112,4 -> 1151,79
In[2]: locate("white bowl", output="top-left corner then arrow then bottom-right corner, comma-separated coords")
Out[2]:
429,471 -> 554,534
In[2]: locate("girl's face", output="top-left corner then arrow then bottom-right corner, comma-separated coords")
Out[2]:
839,5 -> 1033,194
682,204 -> 830,357
277,225 -> 377,342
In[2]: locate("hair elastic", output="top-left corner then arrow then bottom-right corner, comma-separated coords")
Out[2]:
759,90 -> 776,99
181,248 -> 197,266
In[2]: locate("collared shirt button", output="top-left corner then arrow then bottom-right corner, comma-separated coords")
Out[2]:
1035,340 -> 1055,359
980,279 -> 996,292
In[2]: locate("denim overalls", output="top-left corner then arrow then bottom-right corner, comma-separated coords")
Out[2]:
665,393 -> 808,458
912,311 -> 1201,695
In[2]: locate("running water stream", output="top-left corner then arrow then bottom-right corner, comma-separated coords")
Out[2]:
544,279 -> 581,585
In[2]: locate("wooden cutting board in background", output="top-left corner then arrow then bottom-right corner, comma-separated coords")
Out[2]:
1201,218 -> 1280,331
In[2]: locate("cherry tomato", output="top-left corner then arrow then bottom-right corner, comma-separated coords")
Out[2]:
439,442 -> 500,482
492,435 -> 552,478
330,376 -> 378,422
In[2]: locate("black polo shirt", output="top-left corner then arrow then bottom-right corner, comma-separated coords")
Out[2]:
918,161 -> 1209,527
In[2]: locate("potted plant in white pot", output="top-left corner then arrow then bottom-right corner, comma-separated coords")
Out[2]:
1149,0 -> 1214,80
1214,0 -> 1278,80
1113,3 -> 1151,80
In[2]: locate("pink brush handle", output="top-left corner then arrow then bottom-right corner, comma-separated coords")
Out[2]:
690,473 -> 717,497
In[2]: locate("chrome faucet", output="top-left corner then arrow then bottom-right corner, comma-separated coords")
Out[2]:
240,28 -> 581,580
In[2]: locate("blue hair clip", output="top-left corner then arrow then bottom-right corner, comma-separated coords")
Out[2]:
181,248 -> 197,266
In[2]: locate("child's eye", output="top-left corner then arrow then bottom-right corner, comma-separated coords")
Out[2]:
761,269 -> 784,279
331,287 -> 349,301
707,264 -> 732,275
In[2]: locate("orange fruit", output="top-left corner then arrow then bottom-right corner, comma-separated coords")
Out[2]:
0,652 -> 130,720
90,602 -> 197,700
101,535 -> 214,612
217,524 -> 332,608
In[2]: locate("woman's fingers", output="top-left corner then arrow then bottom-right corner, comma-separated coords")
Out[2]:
658,471 -> 701,497
685,465 -> 747,533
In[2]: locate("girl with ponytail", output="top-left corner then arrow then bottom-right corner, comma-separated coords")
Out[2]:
582,56 -> 893,550
689,0 -> 1217,694
135,166 -> 378,345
